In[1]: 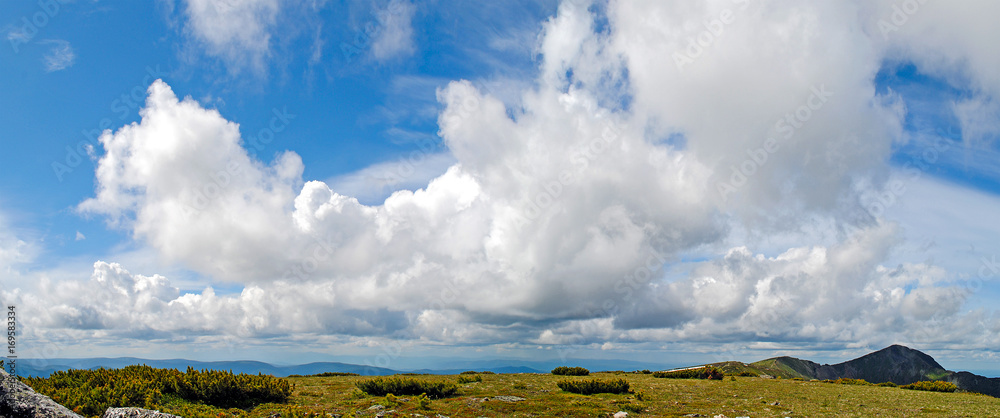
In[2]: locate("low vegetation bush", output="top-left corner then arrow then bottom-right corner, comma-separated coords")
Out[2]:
459,370 -> 479,375
415,393 -> 431,409
552,366 -> 590,376
876,381 -> 898,387
821,378 -> 873,386
557,378 -> 630,395
355,376 -> 458,399
22,365 -> 291,417
653,366 -> 724,380
614,400 -> 646,413
457,374 -> 483,384
632,389 -> 647,401
735,371 -> 758,377
900,380 -> 958,392
287,372 -> 359,377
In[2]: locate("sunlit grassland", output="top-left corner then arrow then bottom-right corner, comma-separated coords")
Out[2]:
277,372 -> 1000,417
29,369 -> 1000,417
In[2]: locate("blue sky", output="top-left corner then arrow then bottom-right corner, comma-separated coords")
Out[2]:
1,0 -> 999,374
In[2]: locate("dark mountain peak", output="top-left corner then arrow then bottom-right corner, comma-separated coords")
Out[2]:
857,345 -> 945,371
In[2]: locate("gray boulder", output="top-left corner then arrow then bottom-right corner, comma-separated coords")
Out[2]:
102,407 -> 182,418
0,368 -> 82,418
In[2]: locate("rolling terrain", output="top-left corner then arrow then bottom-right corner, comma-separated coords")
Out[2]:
705,345 -> 1000,397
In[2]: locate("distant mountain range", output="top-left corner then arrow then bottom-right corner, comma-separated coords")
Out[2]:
0,356 -> 670,379
706,345 -> 1000,398
1,357 -> 398,378
4,345 -> 995,397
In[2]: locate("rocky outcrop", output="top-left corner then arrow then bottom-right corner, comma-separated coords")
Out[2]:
102,407 -> 182,418
0,368 -> 82,418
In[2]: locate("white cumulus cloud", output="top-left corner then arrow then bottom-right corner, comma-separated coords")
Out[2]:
25,0 -> 999,355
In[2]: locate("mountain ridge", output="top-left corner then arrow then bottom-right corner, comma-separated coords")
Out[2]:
706,344 -> 998,397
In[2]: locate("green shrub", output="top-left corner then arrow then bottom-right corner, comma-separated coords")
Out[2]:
310,372 -> 359,377
876,381 -> 898,387
653,366 -> 724,380
557,378 -> 630,395
459,370 -> 479,375
21,365 -> 291,416
633,389 -> 647,401
355,377 -> 458,399
736,371 -> 757,377
552,366 -> 590,376
457,374 -> 483,384
415,393 -> 431,409
619,401 -> 645,413
900,381 -> 958,392
821,378 -> 873,386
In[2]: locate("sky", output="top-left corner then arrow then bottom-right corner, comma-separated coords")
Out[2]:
1,0 -> 999,374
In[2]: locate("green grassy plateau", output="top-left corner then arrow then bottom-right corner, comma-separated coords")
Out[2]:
24,370 -> 1000,417
278,372 -> 998,417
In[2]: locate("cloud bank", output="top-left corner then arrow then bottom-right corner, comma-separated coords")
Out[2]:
8,0 -> 998,358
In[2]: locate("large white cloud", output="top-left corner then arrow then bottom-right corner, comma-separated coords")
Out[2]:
38,0 -> 999,355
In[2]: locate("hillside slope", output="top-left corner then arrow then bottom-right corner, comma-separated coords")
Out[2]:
702,345 -> 999,397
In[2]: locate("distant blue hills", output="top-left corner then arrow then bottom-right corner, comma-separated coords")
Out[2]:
0,356 -> 673,378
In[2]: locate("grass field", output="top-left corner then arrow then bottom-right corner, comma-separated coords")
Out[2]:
273,372 -> 1000,417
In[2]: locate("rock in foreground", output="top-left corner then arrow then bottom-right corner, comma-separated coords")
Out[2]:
102,407 -> 182,418
0,368 -> 82,418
